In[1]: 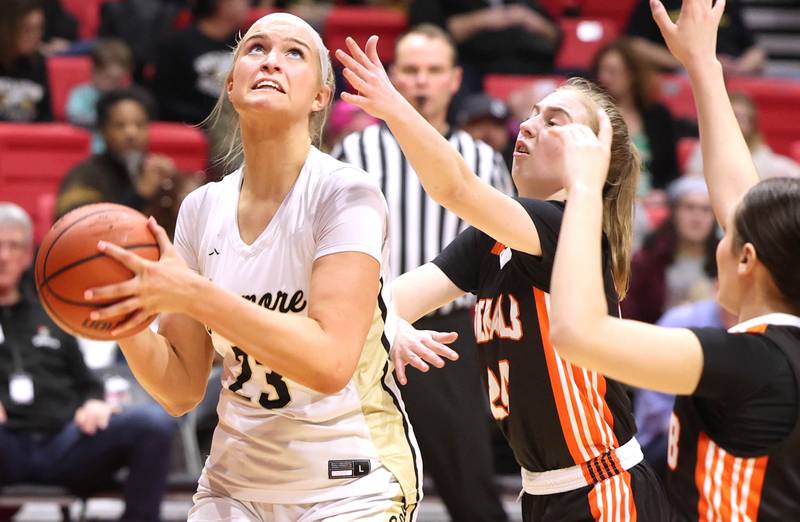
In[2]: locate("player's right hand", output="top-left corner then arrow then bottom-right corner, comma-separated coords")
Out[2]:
650,0 -> 726,70
390,319 -> 459,385
335,36 -> 410,123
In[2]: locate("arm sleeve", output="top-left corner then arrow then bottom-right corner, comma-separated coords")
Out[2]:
431,226 -> 485,295
689,327 -> 790,401
173,187 -> 203,272
314,170 -> 388,264
507,198 -> 564,289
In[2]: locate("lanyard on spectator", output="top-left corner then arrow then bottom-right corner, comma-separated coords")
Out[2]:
1,306 -> 25,373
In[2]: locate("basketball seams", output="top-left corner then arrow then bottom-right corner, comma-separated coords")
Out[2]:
42,243 -> 159,289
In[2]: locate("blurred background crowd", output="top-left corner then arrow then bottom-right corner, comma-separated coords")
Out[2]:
1,0 -> 799,520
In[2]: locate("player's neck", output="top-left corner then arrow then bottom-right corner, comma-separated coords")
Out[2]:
736,287 -> 799,324
239,120 -> 312,200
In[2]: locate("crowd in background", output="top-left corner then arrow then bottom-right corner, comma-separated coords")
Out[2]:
1,0 -> 800,520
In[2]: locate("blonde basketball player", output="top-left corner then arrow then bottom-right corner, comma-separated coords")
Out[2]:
83,13 -> 421,522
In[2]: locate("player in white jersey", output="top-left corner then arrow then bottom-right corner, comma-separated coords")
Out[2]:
82,13 -> 421,521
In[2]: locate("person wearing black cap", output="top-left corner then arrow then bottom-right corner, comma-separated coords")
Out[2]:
458,93 -> 514,170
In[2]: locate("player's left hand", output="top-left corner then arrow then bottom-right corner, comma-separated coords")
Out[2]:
335,36 -> 411,123
84,217 -> 198,337
391,319 -> 459,385
545,108 -> 613,195
74,399 -> 119,436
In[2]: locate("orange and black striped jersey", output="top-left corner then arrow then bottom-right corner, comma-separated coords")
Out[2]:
668,316 -> 800,521
432,198 -> 638,472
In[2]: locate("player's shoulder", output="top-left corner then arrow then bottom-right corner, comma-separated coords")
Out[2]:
180,169 -> 238,214
310,146 -> 381,195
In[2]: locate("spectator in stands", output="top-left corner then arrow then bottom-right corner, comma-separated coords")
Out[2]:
409,0 -> 560,95
153,0 -> 250,125
622,177 -> 719,324
0,203 -> 177,522
625,0 -> 765,75
0,0 -> 52,122
457,93 -> 514,169
634,294 -> 737,480
685,91 -> 800,179
40,0 -> 78,56
56,88 -> 191,237
592,39 -> 679,195
66,39 -> 134,153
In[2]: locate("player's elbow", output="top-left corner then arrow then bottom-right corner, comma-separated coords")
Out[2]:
160,387 -> 206,417
549,319 -> 584,357
308,354 -> 359,395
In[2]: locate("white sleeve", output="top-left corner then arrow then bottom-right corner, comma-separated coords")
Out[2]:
313,170 -> 387,264
173,187 -> 203,272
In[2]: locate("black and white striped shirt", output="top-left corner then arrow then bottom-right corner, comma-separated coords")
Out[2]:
334,123 -> 513,313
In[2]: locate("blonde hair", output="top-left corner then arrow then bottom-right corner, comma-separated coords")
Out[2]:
560,78 -> 640,299
205,13 -> 336,174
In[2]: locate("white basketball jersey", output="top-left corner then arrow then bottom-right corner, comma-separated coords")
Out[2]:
173,146 -> 421,505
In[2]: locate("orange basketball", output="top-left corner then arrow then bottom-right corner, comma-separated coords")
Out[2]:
35,203 -> 160,340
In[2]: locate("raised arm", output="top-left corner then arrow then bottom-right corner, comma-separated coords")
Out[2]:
547,111 -> 703,395
650,0 -> 759,228
335,36 -> 544,257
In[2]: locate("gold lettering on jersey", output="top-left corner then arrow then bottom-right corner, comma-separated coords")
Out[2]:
474,294 -> 523,343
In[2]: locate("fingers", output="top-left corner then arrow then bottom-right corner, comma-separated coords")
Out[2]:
97,240 -> 146,272
340,91 -> 369,109
341,66 -> 371,94
408,352 -> 431,372
147,217 -> 171,257
345,36 -> 375,71
90,296 -> 141,321
712,0 -> 726,20
85,279 -> 138,302
394,358 -> 408,385
427,331 -> 460,361
649,0 -> 674,35
334,48 -> 372,83
364,35 -> 381,66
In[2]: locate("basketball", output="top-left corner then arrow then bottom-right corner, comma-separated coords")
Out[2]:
34,203 -> 160,340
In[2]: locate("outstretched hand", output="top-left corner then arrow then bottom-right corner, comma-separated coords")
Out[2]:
650,0 -> 726,70
84,217 -> 197,338
391,319 -> 459,385
335,36 -> 410,122
544,108 -> 613,194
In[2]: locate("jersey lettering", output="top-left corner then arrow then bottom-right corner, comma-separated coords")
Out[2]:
474,294 -> 524,343
667,411 -> 680,471
242,290 -> 307,313
228,346 -> 292,409
488,360 -> 510,420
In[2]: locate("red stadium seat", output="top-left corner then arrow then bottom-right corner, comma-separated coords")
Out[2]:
677,137 -> 698,175
555,18 -> 620,72
148,122 -> 209,174
728,77 -> 800,156
657,74 -> 696,120
47,56 -> 93,122
60,0 -> 111,40
0,124 -> 91,242
244,7 -> 278,31
792,141 -> 800,165
484,74 -> 566,102
324,7 -> 407,65
580,0 -> 637,26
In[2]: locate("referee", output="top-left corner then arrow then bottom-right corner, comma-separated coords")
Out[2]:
335,24 -> 511,522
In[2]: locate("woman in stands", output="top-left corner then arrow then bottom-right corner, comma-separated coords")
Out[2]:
547,1 -> 800,520
337,35 -> 669,521
0,0 -> 51,122
85,12 -> 421,521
